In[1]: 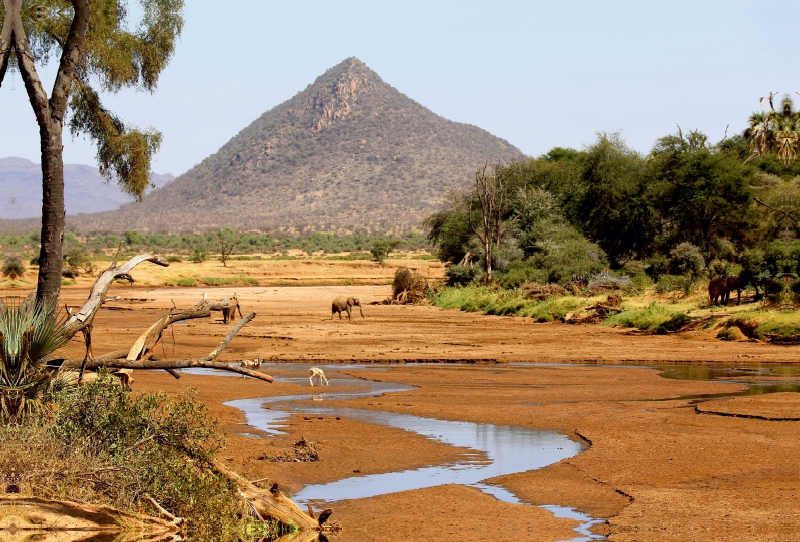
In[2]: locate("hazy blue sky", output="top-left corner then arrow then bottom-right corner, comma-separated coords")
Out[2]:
2,0 -> 800,176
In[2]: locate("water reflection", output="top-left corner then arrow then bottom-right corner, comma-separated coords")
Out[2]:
225,371 -> 593,541
0,496 -> 180,542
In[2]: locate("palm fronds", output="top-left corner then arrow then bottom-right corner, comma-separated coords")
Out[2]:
745,94 -> 800,164
0,297 -> 70,421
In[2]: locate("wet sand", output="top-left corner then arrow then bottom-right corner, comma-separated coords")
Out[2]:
47,284 -> 800,541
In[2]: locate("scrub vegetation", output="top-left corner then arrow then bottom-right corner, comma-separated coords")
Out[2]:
426,104 -> 800,340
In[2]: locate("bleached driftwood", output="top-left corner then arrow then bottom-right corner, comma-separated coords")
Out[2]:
64,312 -> 273,382
63,253 -> 169,339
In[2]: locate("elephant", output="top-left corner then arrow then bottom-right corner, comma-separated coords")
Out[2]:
709,276 -> 741,306
331,297 -> 364,320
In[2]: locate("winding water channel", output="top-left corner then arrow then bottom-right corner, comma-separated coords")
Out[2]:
206,364 -> 800,542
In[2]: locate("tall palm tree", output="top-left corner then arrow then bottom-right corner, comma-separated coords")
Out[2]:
0,297 -> 70,422
744,95 -> 800,164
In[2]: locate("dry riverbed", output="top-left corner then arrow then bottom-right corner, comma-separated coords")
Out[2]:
39,283 -> 800,541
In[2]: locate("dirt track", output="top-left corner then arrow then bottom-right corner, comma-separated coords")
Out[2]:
44,284 -> 800,541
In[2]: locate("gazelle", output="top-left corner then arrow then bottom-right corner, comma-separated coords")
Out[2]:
309,367 -> 329,386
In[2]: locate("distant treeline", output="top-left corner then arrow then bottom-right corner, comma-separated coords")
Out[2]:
0,229 -> 430,261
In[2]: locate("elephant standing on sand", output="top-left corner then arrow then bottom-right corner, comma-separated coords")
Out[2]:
709,276 -> 741,306
332,297 -> 364,320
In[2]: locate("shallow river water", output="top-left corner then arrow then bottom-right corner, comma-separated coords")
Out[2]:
203,363 -> 800,542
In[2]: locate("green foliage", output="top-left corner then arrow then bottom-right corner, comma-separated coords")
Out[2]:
0,297 -> 69,421
1,256 -> 25,280
199,276 -> 259,287
424,208 -> 474,263
707,259 -> 734,279
602,304 -> 690,333
668,242 -> 706,278
649,130 -> 754,252
445,264 -> 477,286
524,222 -> 607,285
430,285 -> 580,322
192,248 -> 207,263
495,261 -> 545,289
64,247 -> 96,275
370,239 -> 401,264
722,311 -> 800,339
216,227 -> 240,267
578,132 -> 655,262
738,248 -> 767,288
743,95 -> 800,165
45,376 -> 244,540
69,83 -> 163,201
25,0 -> 185,200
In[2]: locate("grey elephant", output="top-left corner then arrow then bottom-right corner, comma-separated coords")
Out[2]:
331,297 -> 364,320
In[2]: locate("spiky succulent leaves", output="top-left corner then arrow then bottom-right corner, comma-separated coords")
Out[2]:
69,82 -> 163,201
0,297 -> 69,396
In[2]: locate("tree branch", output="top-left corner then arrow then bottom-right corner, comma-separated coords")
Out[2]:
50,0 -> 90,121
63,312 -> 274,383
63,253 -> 169,339
0,0 -> 16,87
9,0 -> 50,128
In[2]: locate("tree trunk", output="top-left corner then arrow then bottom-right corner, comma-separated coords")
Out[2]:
6,0 -> 90,304
37,127 -> 66,303
484,240 -> 492,282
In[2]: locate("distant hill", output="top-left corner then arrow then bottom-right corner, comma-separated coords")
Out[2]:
0,157 -> 173,219
61,57 -> 522,235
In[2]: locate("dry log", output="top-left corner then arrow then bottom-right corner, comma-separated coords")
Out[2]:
64,312 -> 274,383
211,458 -> 320,539
126,308 -> 212,361
64,253 -> 170,381
582,303 -> 623,313
63,253 -> 169,339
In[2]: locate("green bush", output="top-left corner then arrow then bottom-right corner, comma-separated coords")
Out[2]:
46,377 -> 244,540
495,261 -> 547,289
192,248 -> 207,263
430,285 -> 579,322
166,255 -> 183,263
445,264 -> 477,286
644,254 -> 669,281
517,296 -> 581,322
324,252 -> 372,261
2,256 -> 25,280
603,304 -> 690,332
65,248 -> 95,274
622,273 -> 653,296
655,274 -> 682,294
668,242 -> 705,277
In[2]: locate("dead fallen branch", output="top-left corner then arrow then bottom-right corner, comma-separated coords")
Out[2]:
64,312 -> 274,383
562,295 -> 624,324
63,253 -> 169,340
126,307 -> 212,361
211,458 -> 328,541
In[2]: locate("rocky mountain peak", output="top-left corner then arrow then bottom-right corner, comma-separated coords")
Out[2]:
59,58 -> 523,234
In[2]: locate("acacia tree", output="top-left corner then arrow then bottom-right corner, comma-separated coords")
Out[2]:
217,227 -> 239,267
0,0 -> 183,303
468,162 -> 514,282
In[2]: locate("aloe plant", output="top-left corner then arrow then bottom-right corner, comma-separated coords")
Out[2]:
0,297 -> 70,422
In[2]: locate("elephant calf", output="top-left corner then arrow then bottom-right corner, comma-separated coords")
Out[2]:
332,297 -> 364,320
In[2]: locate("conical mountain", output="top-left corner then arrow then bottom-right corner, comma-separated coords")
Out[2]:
68,58 -> 523,234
